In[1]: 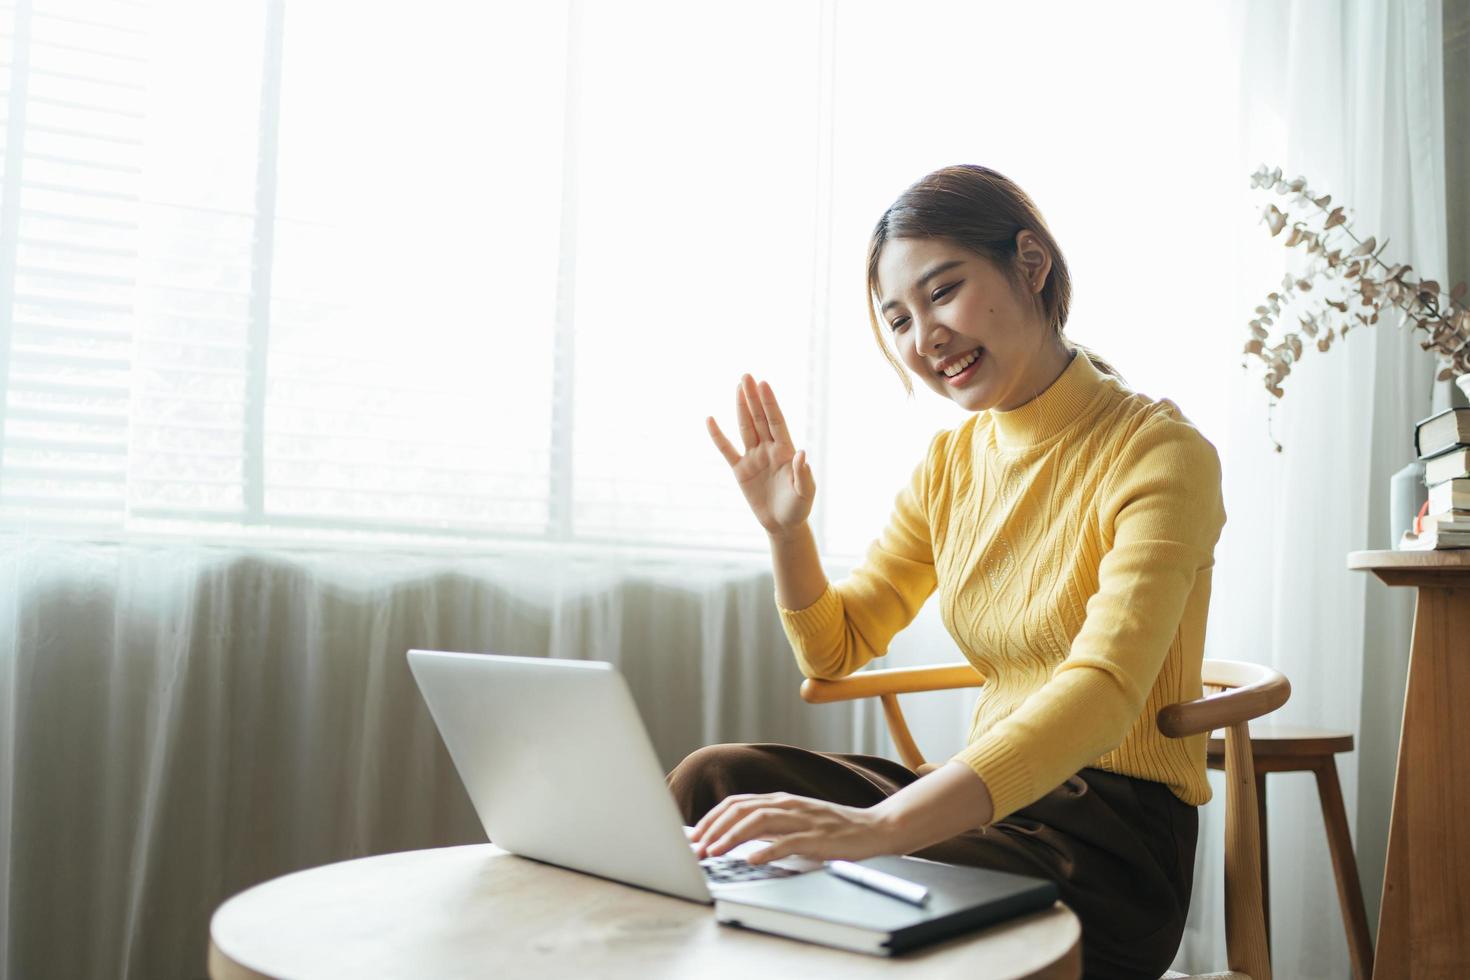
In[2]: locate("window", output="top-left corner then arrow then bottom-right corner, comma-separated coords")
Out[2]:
0,0 -> 1239,557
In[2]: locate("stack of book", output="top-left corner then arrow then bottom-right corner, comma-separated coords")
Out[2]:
1402,407 -> 1470,550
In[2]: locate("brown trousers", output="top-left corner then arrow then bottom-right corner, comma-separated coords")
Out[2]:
667,743 -> 1196,980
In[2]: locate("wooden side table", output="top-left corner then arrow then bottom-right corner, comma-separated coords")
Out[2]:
208,844 -> 1082,979
1347,549 -> 1470,979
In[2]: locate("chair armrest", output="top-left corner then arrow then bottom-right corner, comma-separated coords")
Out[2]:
799,663 -> 985,704
1156,660 -> 1290,739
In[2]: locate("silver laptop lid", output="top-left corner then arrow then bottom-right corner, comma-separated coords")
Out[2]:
407,649 -> 712,903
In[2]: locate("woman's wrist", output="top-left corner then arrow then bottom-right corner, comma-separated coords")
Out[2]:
765,520 -> 810,543
870,760 -> 995,855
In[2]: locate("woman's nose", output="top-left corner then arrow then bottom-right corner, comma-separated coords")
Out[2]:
913,315 -> 950,356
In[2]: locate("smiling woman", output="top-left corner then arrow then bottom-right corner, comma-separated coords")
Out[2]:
684,164 -> 1227,980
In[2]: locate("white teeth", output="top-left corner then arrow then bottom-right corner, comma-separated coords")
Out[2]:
942,349 -> 981,377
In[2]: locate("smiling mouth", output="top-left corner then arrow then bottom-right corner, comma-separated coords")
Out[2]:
940,349 -> 984,384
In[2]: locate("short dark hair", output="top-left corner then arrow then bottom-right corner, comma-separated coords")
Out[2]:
865,164 -> 1122,395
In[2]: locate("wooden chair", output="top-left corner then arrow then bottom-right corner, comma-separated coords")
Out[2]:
1204,724 -> 1374,980
800,659 -> 1290,980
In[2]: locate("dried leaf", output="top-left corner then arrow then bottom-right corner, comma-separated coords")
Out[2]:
1251,322 -> 1269,341
1350,236 -> 1377,257
1264,205 -> 1288,236
1419,279 -> 1441,296
1243,339 -> 1264,356
1452,281 -> 1467,300
1318,336 -> 1332,352
1313,194 -> 1332,208
1324,207 -> 1346,229
1295,278 -> 1313,292
1439,367 -> 1457,382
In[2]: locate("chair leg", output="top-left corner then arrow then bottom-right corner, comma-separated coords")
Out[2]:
1256,768 -> 1270,956
1312,757 -> 1375,980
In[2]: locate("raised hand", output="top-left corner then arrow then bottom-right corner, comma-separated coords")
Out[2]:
707,375 -> 815,535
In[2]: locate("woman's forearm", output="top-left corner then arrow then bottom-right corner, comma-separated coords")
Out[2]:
871,761 -> 995,854
768,520 -> 828,612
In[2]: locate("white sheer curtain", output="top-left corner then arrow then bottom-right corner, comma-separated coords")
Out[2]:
0,1 -> 1448,978
0,542 -> 868,978
1206,2 -> 1444,976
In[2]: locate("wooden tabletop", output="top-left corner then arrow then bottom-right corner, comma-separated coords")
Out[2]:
1347,549 -> 1470,571
208,845 -> 1082,980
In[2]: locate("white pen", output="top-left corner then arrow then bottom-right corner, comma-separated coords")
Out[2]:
826,860 -> 930,907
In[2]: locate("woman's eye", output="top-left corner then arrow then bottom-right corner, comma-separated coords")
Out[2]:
890,316 -> 909,332
932,283 -> 957,301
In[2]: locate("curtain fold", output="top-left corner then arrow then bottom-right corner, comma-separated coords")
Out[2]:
1174,1 -> 1445,976
0,540 -> 866,979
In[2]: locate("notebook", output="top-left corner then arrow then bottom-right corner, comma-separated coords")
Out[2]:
714,854 -> 1059,956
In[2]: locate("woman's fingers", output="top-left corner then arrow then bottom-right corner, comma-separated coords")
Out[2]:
692,792 -> 753,843
735,378 -> 758,451
693,792 -> 784,851
741,375 -> 773,444
707,417 -> 741,468
697,793 -> 805,855
707,806 -> 809,858
756,380 -> 790,448
791,450 -> 811,498
747,830 -> 826,865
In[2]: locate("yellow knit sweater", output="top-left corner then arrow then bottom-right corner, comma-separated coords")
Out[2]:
776,352 -> 1227,824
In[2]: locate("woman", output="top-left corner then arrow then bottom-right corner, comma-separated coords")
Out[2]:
672,164 -> 1225,979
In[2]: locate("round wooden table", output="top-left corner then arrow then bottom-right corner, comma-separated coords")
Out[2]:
208,845 -> 1082,979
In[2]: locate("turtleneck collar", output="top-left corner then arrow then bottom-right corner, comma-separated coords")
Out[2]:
989,349 -> 1108,452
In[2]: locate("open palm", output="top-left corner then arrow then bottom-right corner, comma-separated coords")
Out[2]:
707,375 -> 815,534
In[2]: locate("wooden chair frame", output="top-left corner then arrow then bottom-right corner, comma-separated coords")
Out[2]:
800,659 -> 1290,980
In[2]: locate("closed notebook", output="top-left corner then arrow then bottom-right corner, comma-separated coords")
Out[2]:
713,855 -> 1059,956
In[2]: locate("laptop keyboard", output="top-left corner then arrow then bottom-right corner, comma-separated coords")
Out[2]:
699,855 -> 800,883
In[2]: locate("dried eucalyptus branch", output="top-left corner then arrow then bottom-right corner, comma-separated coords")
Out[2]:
1243,165 -> 1470,411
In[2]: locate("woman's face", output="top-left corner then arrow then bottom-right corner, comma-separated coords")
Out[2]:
874,234 -> 1062,413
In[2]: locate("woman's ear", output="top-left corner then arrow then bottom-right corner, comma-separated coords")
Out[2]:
1014,230 -> 1052,294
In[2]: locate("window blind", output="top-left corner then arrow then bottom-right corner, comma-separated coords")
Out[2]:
0,0 -> 1241,557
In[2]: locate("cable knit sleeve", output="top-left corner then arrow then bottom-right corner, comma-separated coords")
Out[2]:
953,412 -> 1227,823
775,429 -> 945,680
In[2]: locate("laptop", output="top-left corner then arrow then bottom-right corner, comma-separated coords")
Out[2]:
406,649 -> 823,903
